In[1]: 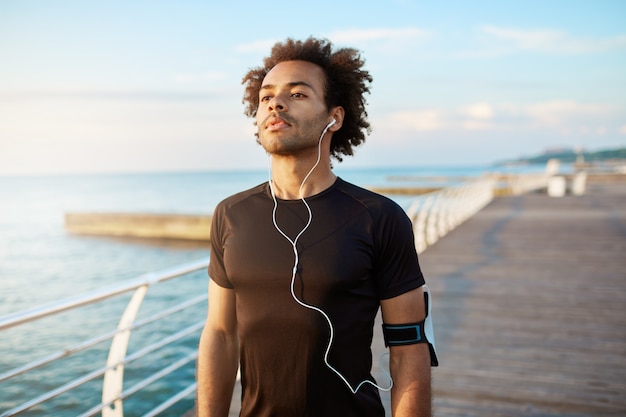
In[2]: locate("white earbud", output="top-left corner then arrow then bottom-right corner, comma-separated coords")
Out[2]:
326,119 -> 336,129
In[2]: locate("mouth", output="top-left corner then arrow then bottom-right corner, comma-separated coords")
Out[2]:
264,116 -> 291,131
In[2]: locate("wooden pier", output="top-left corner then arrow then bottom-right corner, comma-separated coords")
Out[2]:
185,178 -> 626,417
421,181 -> 626,417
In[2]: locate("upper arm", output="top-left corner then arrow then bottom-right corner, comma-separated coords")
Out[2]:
380,286 -> 430,362
380,286 -> 426,325
381,286 -> 432,414
206,279 -> 237,335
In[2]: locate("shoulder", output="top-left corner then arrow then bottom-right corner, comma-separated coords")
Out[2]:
213,182 -> 268,215
333,178 -> 414,244
334,177 -> 407,218
217,182 -> 267,207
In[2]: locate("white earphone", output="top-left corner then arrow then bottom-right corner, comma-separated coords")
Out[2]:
266,117 -> 394,395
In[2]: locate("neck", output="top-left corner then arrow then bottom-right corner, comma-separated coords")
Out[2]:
269,154 -> 336,200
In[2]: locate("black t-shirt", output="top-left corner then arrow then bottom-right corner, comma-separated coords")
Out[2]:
209,177 -> 425,416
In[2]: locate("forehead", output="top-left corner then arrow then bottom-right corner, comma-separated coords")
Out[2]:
262,60 -> 326,92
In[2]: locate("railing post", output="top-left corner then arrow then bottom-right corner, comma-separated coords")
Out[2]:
414,196 -> 433,254
426,195 -> 441,246
102,285 -> 149,417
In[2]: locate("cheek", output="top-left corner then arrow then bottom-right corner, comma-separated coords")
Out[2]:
256,113 -> 268,139
256,107 -> 268,126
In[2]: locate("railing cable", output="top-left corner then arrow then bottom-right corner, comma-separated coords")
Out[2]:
0,294 -> 207,383
1,321 -> 205,417
77,353 -> 198,417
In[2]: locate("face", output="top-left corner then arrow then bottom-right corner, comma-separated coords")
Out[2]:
256,60 -> 331,156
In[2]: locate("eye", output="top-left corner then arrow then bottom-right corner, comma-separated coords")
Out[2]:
291,92 -> 306,98
260,95 -> 272,102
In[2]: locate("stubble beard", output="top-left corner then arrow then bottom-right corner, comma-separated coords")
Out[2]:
257,112 -> 329,157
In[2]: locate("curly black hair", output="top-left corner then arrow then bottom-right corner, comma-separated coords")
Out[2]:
242,37 -> 373,162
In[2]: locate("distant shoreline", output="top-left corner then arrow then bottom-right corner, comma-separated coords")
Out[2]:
496,146 -> 626,166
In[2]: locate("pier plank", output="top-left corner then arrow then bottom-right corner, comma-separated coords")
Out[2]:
422,182 -> 626,417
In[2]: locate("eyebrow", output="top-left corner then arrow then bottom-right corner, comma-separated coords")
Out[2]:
260,81 -> 316,91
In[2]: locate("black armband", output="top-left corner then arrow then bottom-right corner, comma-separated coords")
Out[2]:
381,288 -> 439,366
382,321 -> 439,366
382,321 -> 427,347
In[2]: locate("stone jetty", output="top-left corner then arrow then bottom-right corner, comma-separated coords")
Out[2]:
65,212 -> 211,241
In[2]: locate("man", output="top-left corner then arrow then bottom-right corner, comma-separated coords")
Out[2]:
197,37 -> 435,417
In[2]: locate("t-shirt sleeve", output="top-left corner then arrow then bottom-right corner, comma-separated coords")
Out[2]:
374,201 -> 425,300
208,202 -> 234,289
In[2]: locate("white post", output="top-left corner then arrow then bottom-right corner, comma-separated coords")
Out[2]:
571,171 -> 588,196
102,285 -> 149,417
414,197 -> 433,254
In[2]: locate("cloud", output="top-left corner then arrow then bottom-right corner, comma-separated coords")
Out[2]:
458,102 -> 495,130
463,102 -> 494,120
173,71 -> 229,84
524,100 -> 615,127
235,39 -> 278,53
234,28 -> 431,54
384,110 -> 444,132
376,99 -> 621,138
0,90 -> 222,103
381,106 -> 495,133
463,120 -> 494,131
327,27 -> 431,44
481,25 -> 626,54
0,92 -> 254,175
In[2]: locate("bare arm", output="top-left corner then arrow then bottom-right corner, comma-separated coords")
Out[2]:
380,286 -> 432,417
197,279 -> 239,417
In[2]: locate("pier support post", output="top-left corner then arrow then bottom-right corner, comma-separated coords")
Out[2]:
102,285 -> 148,417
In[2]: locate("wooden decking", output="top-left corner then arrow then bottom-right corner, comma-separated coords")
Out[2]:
421,182 -> 626,417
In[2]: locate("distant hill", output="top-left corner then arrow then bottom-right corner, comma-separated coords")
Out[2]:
497,147 -> 626,165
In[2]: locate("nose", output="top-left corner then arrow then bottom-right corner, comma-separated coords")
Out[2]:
268,94 -> 287,112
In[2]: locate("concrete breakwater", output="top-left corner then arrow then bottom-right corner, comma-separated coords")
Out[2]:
65,212 -> 211,241
63,173 -> 624,242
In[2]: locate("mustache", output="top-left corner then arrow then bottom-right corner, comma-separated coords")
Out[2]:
260,113 -> 294,128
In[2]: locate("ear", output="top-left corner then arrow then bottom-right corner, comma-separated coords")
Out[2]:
328,106 -> 345,132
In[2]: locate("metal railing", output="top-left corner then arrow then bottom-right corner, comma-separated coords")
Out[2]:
406,172 -> 554,253
406,177 -> 496,253
0,173 -> 549,417
0,258 -> 210,417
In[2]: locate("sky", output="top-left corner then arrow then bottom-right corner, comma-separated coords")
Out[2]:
0,0 -> 625,175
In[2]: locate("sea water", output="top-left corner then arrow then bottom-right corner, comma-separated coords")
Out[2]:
0,165 -> 547,416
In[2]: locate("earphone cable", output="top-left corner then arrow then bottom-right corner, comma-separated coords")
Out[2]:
267,122 -> 393,394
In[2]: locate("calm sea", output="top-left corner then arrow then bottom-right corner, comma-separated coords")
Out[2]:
0,165 -> 547,416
